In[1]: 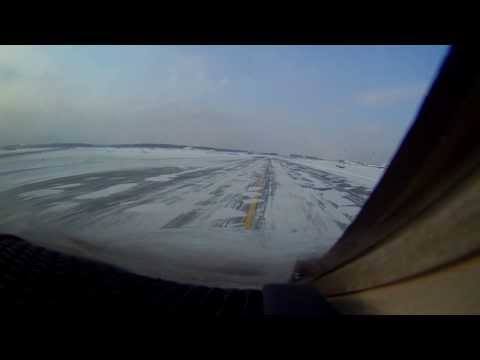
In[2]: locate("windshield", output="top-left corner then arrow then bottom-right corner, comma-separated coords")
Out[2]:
0,45 -> 449,289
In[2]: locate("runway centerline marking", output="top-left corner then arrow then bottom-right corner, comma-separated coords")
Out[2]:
244,174 -> 265,230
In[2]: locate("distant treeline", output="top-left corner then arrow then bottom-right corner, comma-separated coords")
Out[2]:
289,154 -> 323,160
0,143 -> 385,167
1,143 -> 250,154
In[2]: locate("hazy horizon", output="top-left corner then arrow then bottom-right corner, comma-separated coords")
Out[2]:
0,45 -> 449,164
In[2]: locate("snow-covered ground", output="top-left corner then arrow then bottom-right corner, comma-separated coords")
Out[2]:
0,146 -> 384,289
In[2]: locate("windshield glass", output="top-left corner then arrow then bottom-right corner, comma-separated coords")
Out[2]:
0,45 -> 449,288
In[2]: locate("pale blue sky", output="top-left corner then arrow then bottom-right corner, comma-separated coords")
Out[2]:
0,45 -> 449,164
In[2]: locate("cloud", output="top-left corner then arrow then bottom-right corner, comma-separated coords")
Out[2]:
0,46 -> 240,150
219,77 -> 229,87
355,84 -> 429,107
0,46 -> 437,165
0,46 -> 63,111
0,65 -> 21,82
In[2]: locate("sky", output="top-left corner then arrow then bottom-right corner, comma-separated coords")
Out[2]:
0,45 -> 449,164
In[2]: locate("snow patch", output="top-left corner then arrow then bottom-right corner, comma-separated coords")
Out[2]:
145,174 -> 177,182
209,208 -> 245,220
43,201 -> 78,213
51,183 -> 82,189
244,191 -> 262,198
126,202 -> 169,214
76,183 -> 137,200
19,189 -> 63,199
244,199 -> 263,205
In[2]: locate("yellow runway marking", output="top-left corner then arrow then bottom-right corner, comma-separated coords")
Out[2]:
244,176 -> 264,230
243,200 -> 257,230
